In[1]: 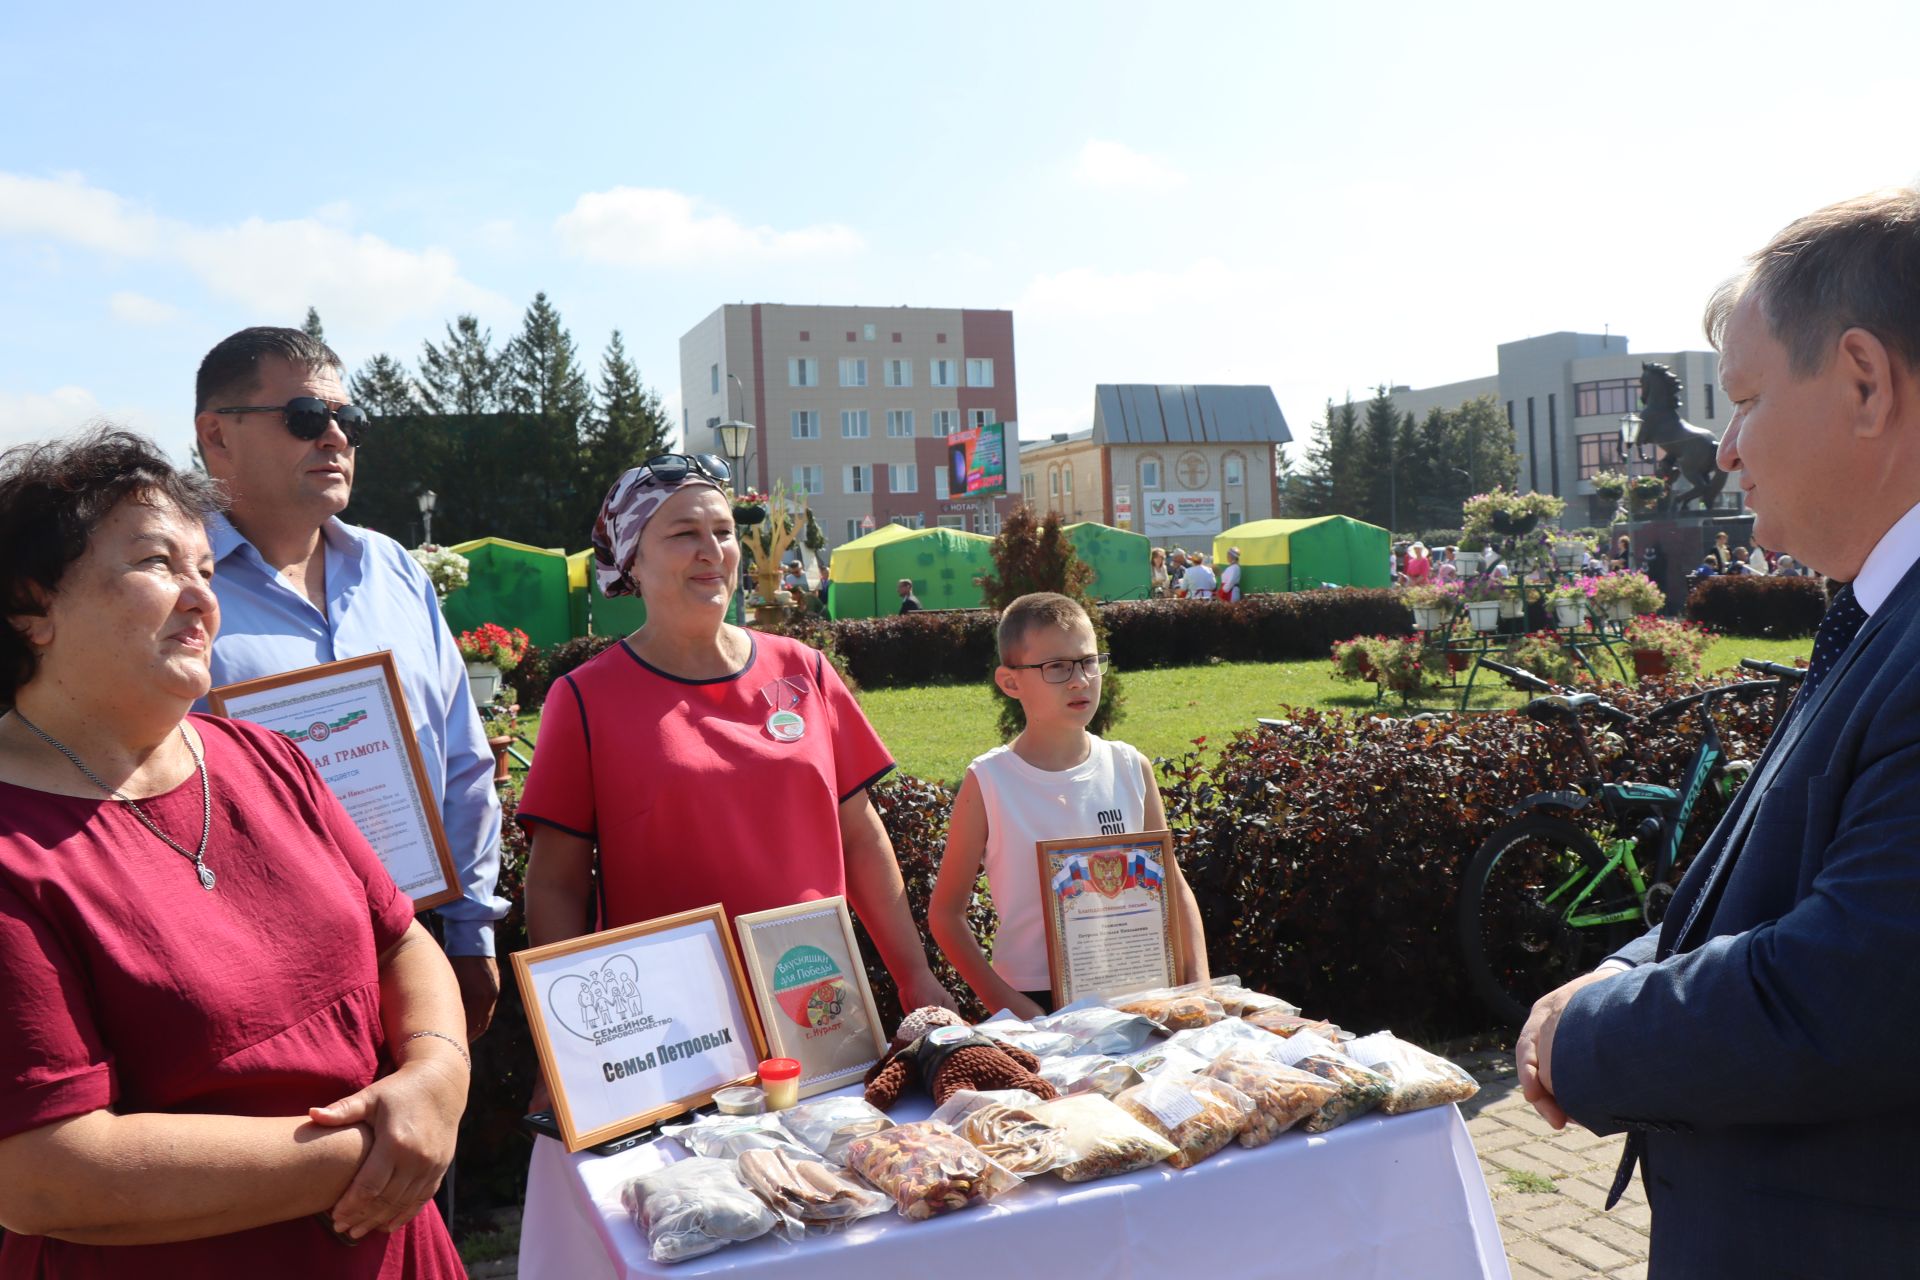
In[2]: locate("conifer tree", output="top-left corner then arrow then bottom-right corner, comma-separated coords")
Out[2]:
349,353 -> 420,418
580,330 -> 672,514
302,306 -> 326,344
418,315 -> 500,416
500,292 -> 592,421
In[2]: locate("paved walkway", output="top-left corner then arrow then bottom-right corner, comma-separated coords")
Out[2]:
1459,1052 -> 1651,1279
463,1053 -> 1654,1280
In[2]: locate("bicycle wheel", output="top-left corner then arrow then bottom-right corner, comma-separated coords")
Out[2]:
1456,814 -> 1646,1027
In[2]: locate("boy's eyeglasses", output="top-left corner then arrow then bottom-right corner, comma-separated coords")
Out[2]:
1006,653 -> 1111,683
211,397 -> 370,447
639,453 -> 732,485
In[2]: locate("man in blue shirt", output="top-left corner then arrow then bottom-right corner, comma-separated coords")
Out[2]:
193,327 -> 507,1042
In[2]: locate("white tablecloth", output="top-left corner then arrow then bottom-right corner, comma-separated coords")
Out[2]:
519,1092 -> 1511,1279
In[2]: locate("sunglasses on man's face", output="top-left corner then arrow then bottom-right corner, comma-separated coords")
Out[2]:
211,397 -> 371,447
639,453 -> 732,485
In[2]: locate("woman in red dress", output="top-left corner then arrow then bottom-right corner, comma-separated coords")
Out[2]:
0,430 -> 468,1278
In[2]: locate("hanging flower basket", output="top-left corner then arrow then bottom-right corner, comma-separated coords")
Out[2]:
1454,550 -> 1482,577
1553,599 -> 1588,629
1446,650 -> 1471,674
1498,595 -> 1526,620
1631,649 -> 1669,680
1466,600 -> 1502,632
1553,544 -> 1583,570
1600,599 -> 1635,623
1411,605 -> 1447,631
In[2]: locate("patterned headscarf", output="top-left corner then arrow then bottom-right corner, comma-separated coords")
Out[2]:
590,465 -> 725,598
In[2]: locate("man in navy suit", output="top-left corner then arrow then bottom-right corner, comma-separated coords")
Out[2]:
1517,188 -> 1920,1276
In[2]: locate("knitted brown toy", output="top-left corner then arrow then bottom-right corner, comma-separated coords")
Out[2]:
863,1007 -> 1058,1110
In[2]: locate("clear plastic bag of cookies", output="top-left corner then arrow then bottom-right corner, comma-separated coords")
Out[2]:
1200,1050 -> 1340,1146
1115,1074 -> 1254,1168
1344,1032 -> 1481,1114
1243,1007 -> 1351,1043
1202,977 -> 1298,1019
1107,980 -> 1227,1031
1035,1092 -> 1179,1182
844,1120 -> 1023,1220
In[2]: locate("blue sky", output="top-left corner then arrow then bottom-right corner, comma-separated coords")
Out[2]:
5,1 -> 1919,468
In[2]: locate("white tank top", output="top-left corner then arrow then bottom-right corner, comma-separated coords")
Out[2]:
967,736 -> 1151,990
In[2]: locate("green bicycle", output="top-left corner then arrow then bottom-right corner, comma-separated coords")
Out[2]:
1455,658 -> 1801,1027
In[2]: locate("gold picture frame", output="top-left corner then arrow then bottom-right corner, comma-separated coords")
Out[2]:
209,652 -> 460,910
1035,831 -> 1182,1008
735,897 -> 887,1100
513,905 -> 769,1152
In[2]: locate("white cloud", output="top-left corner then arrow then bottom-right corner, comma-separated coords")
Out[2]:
108,290 -> 183,326
0,171 -> 505,332
0,386 -> 183,460
556,187 -> 863,267
1073,140 -> 1188,190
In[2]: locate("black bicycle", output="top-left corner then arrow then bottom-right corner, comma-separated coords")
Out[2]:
1454,658 -> 1802,1026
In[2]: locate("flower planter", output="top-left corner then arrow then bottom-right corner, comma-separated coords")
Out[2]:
1411,605 -> 1447,631
1498,596 -> 1526,620
1454,551 -> 1482,577
1553,599 -> 1587,629
1631,649 -> 1669,680
1553,545 -> 1582,570
466,661 -> 502,706
1599,599 -> 1635,624
1446,651 -> 1470,674
488,734 -> 513,783
1466,601 -> 1502,632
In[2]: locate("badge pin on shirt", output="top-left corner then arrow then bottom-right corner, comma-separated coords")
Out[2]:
759,676 -> 808,742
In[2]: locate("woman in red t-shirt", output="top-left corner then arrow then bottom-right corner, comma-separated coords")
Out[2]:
0,430 -> 467,1277
520,457 -> 956,1015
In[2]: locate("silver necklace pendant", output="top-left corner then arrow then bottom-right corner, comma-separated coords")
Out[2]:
196,861 -> 217,891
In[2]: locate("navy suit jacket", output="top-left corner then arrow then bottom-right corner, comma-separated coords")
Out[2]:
1555,559 -> 1920,1277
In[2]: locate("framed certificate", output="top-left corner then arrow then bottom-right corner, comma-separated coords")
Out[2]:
209,653 -> 460,910
1036,831 -> 1182,1008
735,897 -> 886,1100
514,906 -> 768,1151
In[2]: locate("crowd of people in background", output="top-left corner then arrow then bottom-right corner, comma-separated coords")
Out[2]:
1385,530 -> 1812,589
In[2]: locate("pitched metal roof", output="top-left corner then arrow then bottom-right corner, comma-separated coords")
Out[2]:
1092,385 -> 1291,447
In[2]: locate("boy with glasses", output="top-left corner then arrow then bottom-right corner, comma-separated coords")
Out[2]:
929,593 -> 1208,1017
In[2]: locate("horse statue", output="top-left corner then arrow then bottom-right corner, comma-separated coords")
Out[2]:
1632,362 -> 1728,515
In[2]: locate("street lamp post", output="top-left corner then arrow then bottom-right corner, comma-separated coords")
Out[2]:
417,488 -> 437,546
714,419 -> 756,620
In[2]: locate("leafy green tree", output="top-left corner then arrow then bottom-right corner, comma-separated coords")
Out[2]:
418,315 -> 500,416
349,353 -> 420,418
302,306 -> 326,344
978,505 -> 1122,738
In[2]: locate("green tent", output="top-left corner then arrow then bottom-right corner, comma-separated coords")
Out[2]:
1065,522 -> 1152,601
441,537 -> 574,648
872,527 -> 996,614
825,524 -> 919,620
1212,516 -> 1390,594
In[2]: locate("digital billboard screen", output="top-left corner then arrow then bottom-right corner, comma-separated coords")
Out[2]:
946,420 -> 1008,499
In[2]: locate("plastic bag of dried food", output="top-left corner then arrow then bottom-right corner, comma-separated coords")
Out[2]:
1120,1041 -> 1213,1080
1167,1016 -> 1281,1063
931,1089 -> 1071,1177
974,1018 -> 1078,1059
1203,977 -> 1298,1019
1270,1032 -> 1393,1132
1107,981 -> 1227,1031
776,1095 -> 895,1165
663,1112 -> 816,1162
1345,1032 -> 1481,1114
736,1146 -> 892,1235
845,1120 -> 1023,1220
1036,1092 -> 1179,1182
1201,1051 -> 1340,1146
620,1157 -> 778,1263
1115,1074 -> 1254,1168
1037,1054 -> 1143,1100
1033,1005 -> 1160,1056
1243,1008 -> 1349,1043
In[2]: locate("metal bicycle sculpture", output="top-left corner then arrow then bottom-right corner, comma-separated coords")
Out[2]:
1452,657 -> 1802,1026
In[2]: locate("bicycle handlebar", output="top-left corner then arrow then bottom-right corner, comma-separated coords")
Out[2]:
1479,658 -> 1556,693
1738,658 -> 1807,682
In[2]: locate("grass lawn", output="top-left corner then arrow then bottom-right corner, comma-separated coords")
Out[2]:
510,634 -> 1811,789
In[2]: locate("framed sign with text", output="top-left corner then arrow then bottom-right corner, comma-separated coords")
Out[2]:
1036,831 -> 1181,1008
208,652 -> 460,910
735,897 -> 886,1100
513,906 -> 768,1151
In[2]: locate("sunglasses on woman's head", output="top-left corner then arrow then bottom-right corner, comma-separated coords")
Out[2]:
211,397 -> 371,447
639,453 -> 732,485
